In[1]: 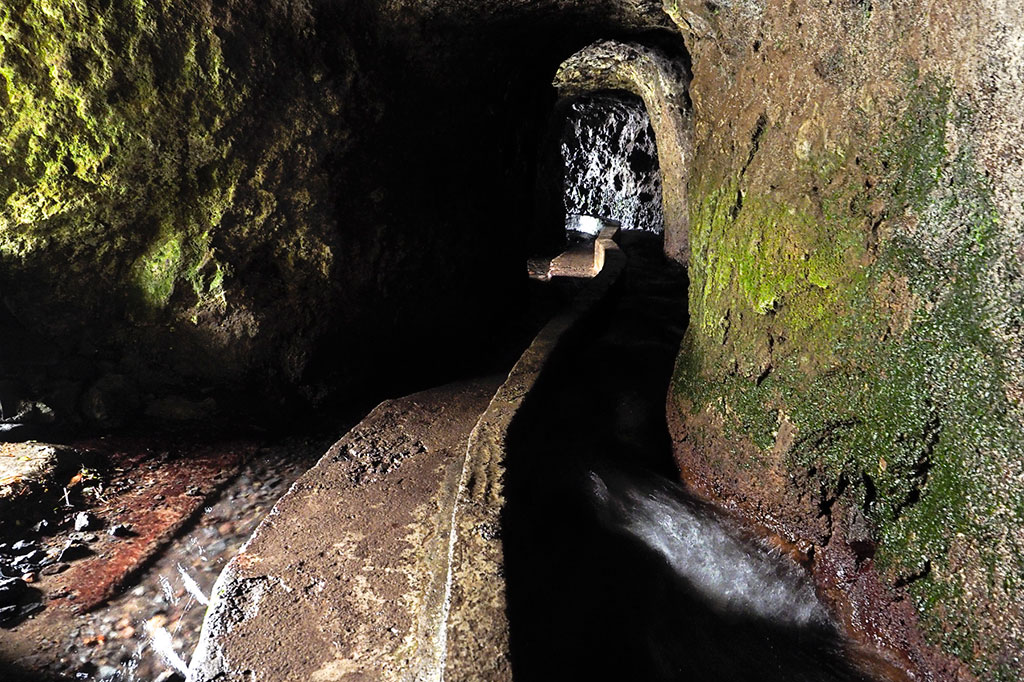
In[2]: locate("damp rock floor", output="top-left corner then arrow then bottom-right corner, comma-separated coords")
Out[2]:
0,435 -> 337,682
0,266 -> 580,682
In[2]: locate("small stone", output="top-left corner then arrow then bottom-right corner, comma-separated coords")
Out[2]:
82,633 -> 106,646
153,494 -> 165,502
81,533 -> 98,543
81,374 -> 139,428
146,612 -> 169,629
57,541 -> 91,562
41,563 -> 69,576
0,576 -> 28,602
12,549 -> 47,573
73,511 -> 98,531
108,523 -> 133,537
0,603 -> 20,623
74,661 -> 97,679
21,572 -> 37,583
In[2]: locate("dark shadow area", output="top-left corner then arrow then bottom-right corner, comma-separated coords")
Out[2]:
502,233 -> 879,682
0,4 -> 692,446
0,660 -> 64,682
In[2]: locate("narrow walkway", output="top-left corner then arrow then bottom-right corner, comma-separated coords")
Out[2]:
187,231 -> 621,682
190,378 -> 503,682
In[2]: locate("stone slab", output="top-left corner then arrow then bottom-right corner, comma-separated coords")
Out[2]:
0,443 -> 81,515
189,378 -> 502,682
443,237 -> 626,682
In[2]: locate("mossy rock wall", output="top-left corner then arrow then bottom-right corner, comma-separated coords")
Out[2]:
0,0 -> 373,418
3,0 -> 640,424
666,1 -> 1024,679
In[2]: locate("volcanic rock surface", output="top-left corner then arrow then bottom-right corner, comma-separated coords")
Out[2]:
1,1 -> 1022,680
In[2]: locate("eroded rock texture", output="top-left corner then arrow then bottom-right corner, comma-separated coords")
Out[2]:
561,95 -> 663,234
667,1 -> 1024,680
0,0 -> 669,427
1,0 -> 1022,679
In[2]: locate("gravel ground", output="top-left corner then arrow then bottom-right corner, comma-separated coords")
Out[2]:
2,435 -> 335,682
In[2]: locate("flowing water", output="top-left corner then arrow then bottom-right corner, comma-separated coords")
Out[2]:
587,470 -> 826,628
503,232 -> 880,682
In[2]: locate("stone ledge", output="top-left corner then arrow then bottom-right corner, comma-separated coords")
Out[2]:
442,234 -> 626,681
188,233 -> 627,682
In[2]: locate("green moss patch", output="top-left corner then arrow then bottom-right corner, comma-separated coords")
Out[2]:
677,74 -> 1024,680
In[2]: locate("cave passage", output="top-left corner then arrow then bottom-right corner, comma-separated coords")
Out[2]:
502,233 -> 880,682
560,93 -> 664,238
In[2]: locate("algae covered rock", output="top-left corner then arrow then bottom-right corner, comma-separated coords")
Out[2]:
667,1 -> 1024,679
0,0 -> 359,417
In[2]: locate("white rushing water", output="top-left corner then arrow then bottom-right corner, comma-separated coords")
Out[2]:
147,623 -> 190,677
179,563 -> 210,606
588,471 -> 828,627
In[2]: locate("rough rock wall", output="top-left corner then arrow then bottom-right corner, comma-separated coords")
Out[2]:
561,95 -> 663,234
0,0 -> 374,426
3,0 -> 655,428
665,1 -> 1024,679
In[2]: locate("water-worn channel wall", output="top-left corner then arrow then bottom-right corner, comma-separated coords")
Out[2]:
665,2 -> 1024,680
2,1 -> 1022,679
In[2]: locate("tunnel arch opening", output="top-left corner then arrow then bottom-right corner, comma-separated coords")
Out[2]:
533,39 -> 694,266
546,90 -> 665,246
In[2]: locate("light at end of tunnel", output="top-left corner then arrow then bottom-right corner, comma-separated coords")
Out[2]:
566,214 -> 604,236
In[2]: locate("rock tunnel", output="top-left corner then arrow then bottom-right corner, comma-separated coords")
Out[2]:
1,1 -> 1023,682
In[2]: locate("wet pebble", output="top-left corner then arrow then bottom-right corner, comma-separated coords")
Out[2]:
74,511 -> 100,532
108,523 -> 134,537
0,576 -> 28,602
18,435 -> 334,679
57,541 -> 92,562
